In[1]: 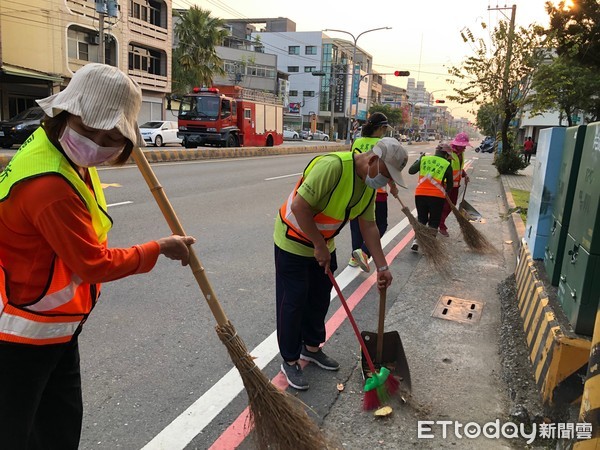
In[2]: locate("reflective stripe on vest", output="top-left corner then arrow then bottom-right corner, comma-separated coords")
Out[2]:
279,152 -> 375,247
0,127 -> 110,345
415,155 -> 450,198
451,153 -> 464,187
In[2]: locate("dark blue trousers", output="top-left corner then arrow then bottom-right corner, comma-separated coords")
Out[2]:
0,339 -> 83,450
350,199 -> 389,257
274,245 -> 338,362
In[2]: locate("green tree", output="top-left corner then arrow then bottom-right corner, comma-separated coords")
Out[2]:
528,56 -> 600,125
476,102 -> 501,137
542,0 -> 600,122
546,0 -> 600,69
368,104 -> 404,128
448,21 -> 544,173
172,7 -> 229,95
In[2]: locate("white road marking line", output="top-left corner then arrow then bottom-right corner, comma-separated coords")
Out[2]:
107,201 -> 133,208
142,213 -> 415,450
264,172 -> 302,181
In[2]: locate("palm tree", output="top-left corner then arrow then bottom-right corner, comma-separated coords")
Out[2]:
172,7 -> 229,94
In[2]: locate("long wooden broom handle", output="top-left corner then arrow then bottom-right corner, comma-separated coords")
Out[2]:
392,193 -> 406,208
376,288 -> 386,363
131,147 -> 229,326
460,178 -> 469,204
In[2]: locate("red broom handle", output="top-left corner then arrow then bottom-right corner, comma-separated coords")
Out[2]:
327,271 -> 377,375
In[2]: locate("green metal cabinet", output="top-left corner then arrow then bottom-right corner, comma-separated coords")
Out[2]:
544,125 -> 587,285
557,233 -> 600,336
545,219 -> 564,285
565,122 -> 600,255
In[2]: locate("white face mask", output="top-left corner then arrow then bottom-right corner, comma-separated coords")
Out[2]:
59,125 -> 124,168
365,161 -> 390,190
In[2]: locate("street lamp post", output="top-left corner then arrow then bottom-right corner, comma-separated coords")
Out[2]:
443,106 -> 459,138
324,27 -> 391,144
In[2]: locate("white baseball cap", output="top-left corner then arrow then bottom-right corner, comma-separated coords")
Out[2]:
372,137 -> 408,188
37,63 -> 145,147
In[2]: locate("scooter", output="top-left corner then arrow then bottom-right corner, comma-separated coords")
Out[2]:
475,137 -> 495,153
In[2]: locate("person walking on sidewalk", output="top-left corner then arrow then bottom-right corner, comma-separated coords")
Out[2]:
348,112 -> 399,271
274,138 -> 408,390
407,143 -> 453,251
0,63 -> 195,449
438,132 -> 471,237
523,136 -> 534,164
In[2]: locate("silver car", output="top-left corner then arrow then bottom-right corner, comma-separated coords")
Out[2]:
310,130 -> 329,141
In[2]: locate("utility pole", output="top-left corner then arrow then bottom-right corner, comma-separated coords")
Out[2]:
329,67 -> 337,141
95,0 -> 118,64
95,0 -> 107,64
488,4 -> 516,149
98,13 -> 105,64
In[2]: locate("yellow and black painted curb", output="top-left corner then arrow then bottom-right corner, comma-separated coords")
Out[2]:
0,144 -> 349,171
575,310 -> 600,444
515,240 -> 591,406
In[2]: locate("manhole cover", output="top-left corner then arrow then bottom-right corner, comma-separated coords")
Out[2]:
431,295 -> 484,324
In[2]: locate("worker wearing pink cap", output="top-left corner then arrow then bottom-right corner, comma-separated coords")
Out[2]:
438,132 -> 471,236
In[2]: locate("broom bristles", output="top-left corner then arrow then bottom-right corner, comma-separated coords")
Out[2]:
216,321 -> 336,449
363,389 -> 381,411
446,199 -> 498,254
384,374 -> 400,396
401,206 -> 451,277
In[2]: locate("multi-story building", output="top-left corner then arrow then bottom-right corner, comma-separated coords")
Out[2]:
0,0 -> 172,123
251,29 -> 374,139
406,78 -> 427,105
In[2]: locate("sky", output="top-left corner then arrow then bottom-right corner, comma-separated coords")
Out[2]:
172,0 -> 561,121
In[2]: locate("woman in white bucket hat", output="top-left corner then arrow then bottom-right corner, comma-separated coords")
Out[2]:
0,63 -> 195,448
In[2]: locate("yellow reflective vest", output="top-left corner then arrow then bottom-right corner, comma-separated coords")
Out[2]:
279,152 -> 375,247
415,155 -> 451,198
451,152 -> 464,187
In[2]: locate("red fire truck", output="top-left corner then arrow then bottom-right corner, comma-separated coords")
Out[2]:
177,85 -> 284,148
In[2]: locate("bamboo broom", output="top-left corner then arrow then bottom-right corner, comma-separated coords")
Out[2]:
131,148 -> 335,450
444,194 -> 498,254
393,194 -> 451,277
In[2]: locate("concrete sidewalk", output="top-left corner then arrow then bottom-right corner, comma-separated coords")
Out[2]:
320,153 -> 540,449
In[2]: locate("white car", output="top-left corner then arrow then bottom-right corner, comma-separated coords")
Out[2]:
283,128 -> 299,140
139,121 -> 182,147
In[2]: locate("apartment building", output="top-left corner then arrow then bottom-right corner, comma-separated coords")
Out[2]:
251,29 -> 374,138
172,13 -> 278,94
0,0 -> 172,123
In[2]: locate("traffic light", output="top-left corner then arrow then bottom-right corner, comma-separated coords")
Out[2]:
394,70 -> 410,76
435,100 -> 446,103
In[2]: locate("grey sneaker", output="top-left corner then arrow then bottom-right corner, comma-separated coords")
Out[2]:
300,347 -> 340,371
281,363 -> 309,390
351,249 -> 370,273
410,239 -> 419,252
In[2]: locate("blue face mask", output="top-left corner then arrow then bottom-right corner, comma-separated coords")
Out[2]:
365,162 -> 390,189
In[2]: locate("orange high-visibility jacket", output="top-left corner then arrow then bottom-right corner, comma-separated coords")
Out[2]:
279,152 -> 375,247
0,128 -> 112,345
415,155 -> 451,199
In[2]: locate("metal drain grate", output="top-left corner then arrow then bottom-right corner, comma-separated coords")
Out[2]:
431,295 -> 484,324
